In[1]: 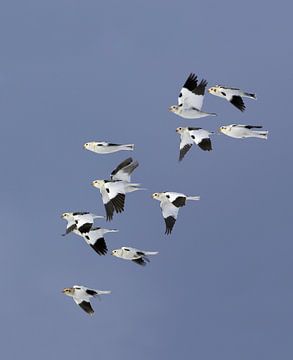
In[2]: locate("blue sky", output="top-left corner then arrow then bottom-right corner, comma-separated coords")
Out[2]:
0,1 -> 292,359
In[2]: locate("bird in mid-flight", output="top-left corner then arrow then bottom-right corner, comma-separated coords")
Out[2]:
176,127 -> 213,161
152,192 -> 200,234
83,141 -> 134,154
208,85 -> 256,112
219,124 -> 268,139
111,247 -> 158,266
169,73 -> 217,119
62,285 -> 111,315
61,212 -> 104,236
92,179 -> 144,221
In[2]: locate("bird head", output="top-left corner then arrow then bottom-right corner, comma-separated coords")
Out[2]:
62,287 -> 74,296
208,85 -> 222,96
169,105 -> 179,114
152,192 -> 162,201
111,249 -> 120,257
176,127 -> 185,134
61,212 -> 72,220
92,180 -> 104,189
218,126 -> 228,134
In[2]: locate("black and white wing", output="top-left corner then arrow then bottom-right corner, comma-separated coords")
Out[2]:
178,73 -> 207,110
74,298 -> 94,315
229,95 -> 245,112
160,201 -> 180,235
73,213 -> 94,234
63,219 -> 76,236
179,131 -> 193,161
188,128 -> 212,151
83,228 -> 108,255
110,158 -> 139,182
132,257 -> 149,266
100,182 -> 125,221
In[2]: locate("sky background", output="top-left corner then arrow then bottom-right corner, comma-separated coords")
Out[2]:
0,0 -> 292,359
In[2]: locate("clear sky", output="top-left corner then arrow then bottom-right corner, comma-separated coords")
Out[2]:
0,0 -> 292,359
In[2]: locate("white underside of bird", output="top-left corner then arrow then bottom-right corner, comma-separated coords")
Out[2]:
62,285 -> 111,315
152,192 -> 200,234
112,247 -> 158,266
61,212 -> 104,236
84,141 -> 134,154
219,124 -> 268,139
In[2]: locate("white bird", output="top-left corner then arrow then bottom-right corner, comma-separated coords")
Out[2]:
61,212 -> 104,236
83,141 -> 134,154
169,73 -> 217,119
111,247 -> 158,266
152,192 -> 200,234
208,85 -> 256,112
176,127 -> 213,161
62,285 -> 111,315
219,124 -> 268,139
78,227 -> 119,255
92,180 -> 144,221
110,157 -> 139,182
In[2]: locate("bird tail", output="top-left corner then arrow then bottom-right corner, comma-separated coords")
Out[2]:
186,196 -> 200,201
126,183 -> 147,192
124,144 -> 134,150
108,229 -> 119,233
244,92 -> 257,100
144,251 -> 159,256
97,290 -> 111,295
93,215 -> 104,219
255,131 -> 268,139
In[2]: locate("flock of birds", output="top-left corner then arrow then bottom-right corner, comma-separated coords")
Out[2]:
61,73 -> 268,315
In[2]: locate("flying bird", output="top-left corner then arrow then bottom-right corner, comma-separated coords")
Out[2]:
208,85 -> 256,112
111,247 -> 158,266
62,285 -> 111,315
152,192 -> 200,234
61,212 -> 104,236
83,141 -> 134,154
169,73 -> 217,119
78,227 -> 119,255
110,157 -> 139,182
176,127 -> 213,161
92,180 -> 144,221
219,124 -> 268,139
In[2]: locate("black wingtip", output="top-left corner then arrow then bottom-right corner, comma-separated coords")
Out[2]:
230,95 -> 245,112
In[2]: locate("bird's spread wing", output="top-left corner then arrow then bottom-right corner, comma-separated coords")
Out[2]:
179,132 -> 193,161
188,129 -> 212,151
161,201 -> 179,235
83,230 -> 108,255
74,299 -> 94,315
105,182 -> 126,214
111,158 -> 139,182
63,222 -> 76,236
178,73 -> 207,110
132,257 -> 148,266
229,95 -> 245,112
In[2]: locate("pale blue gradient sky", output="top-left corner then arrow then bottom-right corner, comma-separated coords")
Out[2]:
0,1 -> 292,359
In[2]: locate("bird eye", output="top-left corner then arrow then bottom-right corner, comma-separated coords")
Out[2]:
213,89 -> 216,92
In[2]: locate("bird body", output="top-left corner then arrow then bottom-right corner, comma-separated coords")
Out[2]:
84,142 -> 134,154
169,73 -> 216,119
219,124 -> 268,139
208,85 -> 256,112
176,127 -> 213,161
112,247 -> 158,266
78,227 -> 119,255
152,192 -> 200,234
62,285 -> 111,315
92,179 -> 144,221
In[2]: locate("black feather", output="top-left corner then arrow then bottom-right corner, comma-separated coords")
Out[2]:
78,301 -> 94,315
164,216 -> 176,235
179,144 -> 192,162
90,238 -> 108,256
230,95 -> 245,112
172,196 -> 186,208
197,138 -> 212,151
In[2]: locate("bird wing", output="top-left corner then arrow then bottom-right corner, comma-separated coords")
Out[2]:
83,229 -> 108,255
132,257 -> 148,266
236,124 -> 263,129
188,129 -> 212,151
74,298 -> 94,315
160,200 -> 179,235
110,158 -> 139,182
178,73 -> 207,110
104,182 -> 126,215
229,95 -> 245,112
63,220 -> 76,236
74,214 -> 94,233
179,131 -> 193,161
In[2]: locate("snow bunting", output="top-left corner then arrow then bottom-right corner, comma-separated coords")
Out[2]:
176,127 -> 213,161
208,85 -> 256,112
152,192 -> 200,234
62,285 -> 111,315
219,124 -> 268,139
79,227 -> 119,255
169,73 -> 217,119
110,157 -> 139,182
111,247 -> 158,266
83,142 -> 134,154
61,212 -> 104,236
92,180 -> 144,221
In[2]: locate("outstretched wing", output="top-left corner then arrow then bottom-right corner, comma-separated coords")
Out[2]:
178,73 -> 207,110
188,129 -> 212,151
74,299 -> 94,315
111,158 -> 139,182
179,131 -> 193,161
160,201 -> 180,235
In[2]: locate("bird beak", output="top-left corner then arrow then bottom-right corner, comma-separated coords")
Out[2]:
168,107 -> 173,112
